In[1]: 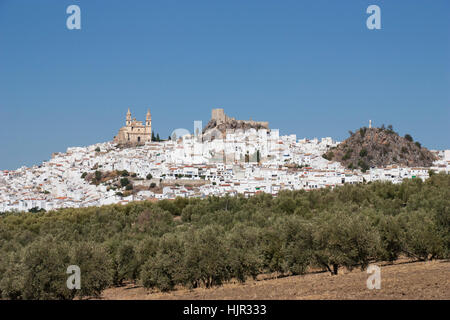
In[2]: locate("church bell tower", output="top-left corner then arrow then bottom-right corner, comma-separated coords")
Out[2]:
145,109 -> 152,134
126,108 -> 131,126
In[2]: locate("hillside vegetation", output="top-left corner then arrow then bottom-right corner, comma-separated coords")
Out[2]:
323,126 -> 437,171
0,173 -> 449,299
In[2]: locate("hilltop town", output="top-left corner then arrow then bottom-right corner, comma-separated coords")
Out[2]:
0,109 -> 449,213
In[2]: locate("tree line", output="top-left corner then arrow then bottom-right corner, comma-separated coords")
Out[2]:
0,173 -> 448,299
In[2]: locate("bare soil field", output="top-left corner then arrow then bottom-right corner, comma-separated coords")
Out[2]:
100,259 -> 449,300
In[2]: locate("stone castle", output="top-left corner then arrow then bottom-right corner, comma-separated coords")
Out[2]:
211,108 -> 269,128
114,109 -> 152,144
203,108 -> 269,133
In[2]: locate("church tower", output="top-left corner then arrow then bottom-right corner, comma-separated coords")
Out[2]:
145,109 -> 152,135
126,108 -> 131,126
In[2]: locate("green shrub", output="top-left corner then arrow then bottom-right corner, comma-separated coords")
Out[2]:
400,210 -> 446,261
140,234 -> 185,292
359,149 -> 368,157
312,211 -> 380,275
120,178 -> 130,187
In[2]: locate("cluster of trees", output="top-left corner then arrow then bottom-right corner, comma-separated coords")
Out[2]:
0,173 -> 448,299
380,124 -> 395,134
404,134 -> 422,149
151,132 -> 161,142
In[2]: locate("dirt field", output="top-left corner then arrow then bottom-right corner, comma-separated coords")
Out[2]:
100,259 -> 449,300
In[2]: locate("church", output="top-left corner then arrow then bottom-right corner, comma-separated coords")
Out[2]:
114,109 -> 152,144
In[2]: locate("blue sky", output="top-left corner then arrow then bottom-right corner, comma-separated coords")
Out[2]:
0,0 -> 449,170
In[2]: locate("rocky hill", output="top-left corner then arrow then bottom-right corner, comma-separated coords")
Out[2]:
322,127 -> 437,171
203,119 -> 268,134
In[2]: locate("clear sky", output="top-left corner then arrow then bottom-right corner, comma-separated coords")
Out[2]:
0,0 -> 449,170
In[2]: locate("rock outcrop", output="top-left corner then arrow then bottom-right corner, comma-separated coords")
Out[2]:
203,108 -> 269,134
322,127 -> 437,170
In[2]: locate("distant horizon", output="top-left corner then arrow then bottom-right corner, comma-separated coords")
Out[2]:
2,110 -> 446,171
1,1 -> 449,170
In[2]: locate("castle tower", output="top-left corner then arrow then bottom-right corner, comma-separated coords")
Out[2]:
126,108 -> 131,126
145,109 -> 152,134
211,108 -> 226,125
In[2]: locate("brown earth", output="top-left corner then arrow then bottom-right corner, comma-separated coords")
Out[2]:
100,259 -> 449,300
